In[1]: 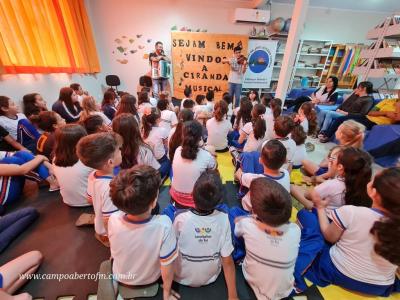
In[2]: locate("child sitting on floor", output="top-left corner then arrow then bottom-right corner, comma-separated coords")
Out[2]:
265,116 -> 296,171
168,109 -> 194,162
142,107 -> 170,178
206,100 -> 232,152
80,114 -> 109,134
0,151 -> 58,211
290,125 -> 308,185
235,178 -> 300,299
79,95 -> 111,126
292,102 -> 317,136
172,170 -> 237,298
157,99 -> 178,135
76,132 -> 122,247
302,120 -> 365,182
34,111 -> 66,159
294,167 -> 400,296
238,103 -> 266,152
236,139 -> 290,212
52,124 -> 92,207
0,96 -> 27,140
108,165 -> 178,298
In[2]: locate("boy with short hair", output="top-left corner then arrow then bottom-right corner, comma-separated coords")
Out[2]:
108,165 -> 178,299
76,132 -> 122,247
235,178 -> 300,299
270,116 -> 296,170
173,171 -> 238,298
180,87 -> 193,109
236,139 -> 290,211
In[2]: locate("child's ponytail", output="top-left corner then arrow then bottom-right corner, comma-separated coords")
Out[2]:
252,104 -> 266,140
370,167 -> 400,266
141,107 -> 160,139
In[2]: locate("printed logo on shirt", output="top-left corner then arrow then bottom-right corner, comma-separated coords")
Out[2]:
194,227 -> 212,242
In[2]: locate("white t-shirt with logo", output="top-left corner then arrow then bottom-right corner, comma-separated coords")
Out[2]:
241,171 -> 290,212
330,206 -> 398,285
87,171 -> 118,236
241,122 -> 265,152
52,160 -> 93,207
144,126 -> 169,160
206,117 -> 232,150
173,209 -> 234,286
159,110 -> 178,134
171,147 -> 216,194
108,213 -> 178,285
314,177 -> 345,218
235,216 -> 300,300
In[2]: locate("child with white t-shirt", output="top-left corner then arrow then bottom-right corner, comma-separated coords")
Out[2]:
142,107 -> 170,178
289,125 -> 308,185
293,102 -> 317,136
168,109 -> 194,162
112,113 -> 160,171
238,103 -> 266,152
205,90 -> 215,113
206,100 -> 232,152
0,96 -> 27,140
157,99 -> 178,135
236,139 -> 290,212
170,120 -> 217,208
228,98 -> 252,150
173,171 -> 238,298
294,167 -> 400,296
292,147 -> 372,212
76,132 -> 122,247
108,165 -> 179,298
264,98 -> 282,141
263,116 -> 296,171
137,91 -> 153,115
52,124 -> 92,207
235,178 -> 300,299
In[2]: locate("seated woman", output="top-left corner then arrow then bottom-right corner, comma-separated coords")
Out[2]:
287,76 -> 338,112
318,81 -> 373,141
294,167 -> 400,297
52,87 -> 82,123
320,97 -> 400,142
0,251 -> 43,299
22,93 -> 48,119
302,120 -> 365,182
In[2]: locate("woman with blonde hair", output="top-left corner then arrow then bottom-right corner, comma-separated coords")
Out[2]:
79,96 -> 111,126
301,120 -> 365,182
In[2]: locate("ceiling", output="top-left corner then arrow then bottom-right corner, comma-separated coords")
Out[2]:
270,0 -> 400,13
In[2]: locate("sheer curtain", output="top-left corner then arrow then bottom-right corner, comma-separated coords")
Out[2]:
0,0 -> 100,74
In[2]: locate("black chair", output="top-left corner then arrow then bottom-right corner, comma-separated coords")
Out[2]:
105,75 -> 121,93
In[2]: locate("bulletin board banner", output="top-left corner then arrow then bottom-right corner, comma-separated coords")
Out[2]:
171,32 -> 248,99
243,39 -> 278,89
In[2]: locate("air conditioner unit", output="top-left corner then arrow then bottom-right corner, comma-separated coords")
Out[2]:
234,8 -> 270,24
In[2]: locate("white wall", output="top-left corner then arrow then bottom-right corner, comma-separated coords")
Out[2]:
0,0 -> 391,106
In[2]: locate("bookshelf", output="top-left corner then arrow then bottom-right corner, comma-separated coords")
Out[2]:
266,39 -> 332,92
352,14 -> 400,92
321,44 -> 365,89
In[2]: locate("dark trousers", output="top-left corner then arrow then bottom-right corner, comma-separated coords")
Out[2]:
325,115 -> 377,138
0,207 -> 39,253
286,96 -> 311,112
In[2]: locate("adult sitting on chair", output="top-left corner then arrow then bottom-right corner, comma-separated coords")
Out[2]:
319,97 -> 400,142
318,81 -> 373,141
287,76 -> 338,112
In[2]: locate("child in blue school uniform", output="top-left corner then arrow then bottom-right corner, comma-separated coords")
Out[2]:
294,167 -> 400,296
